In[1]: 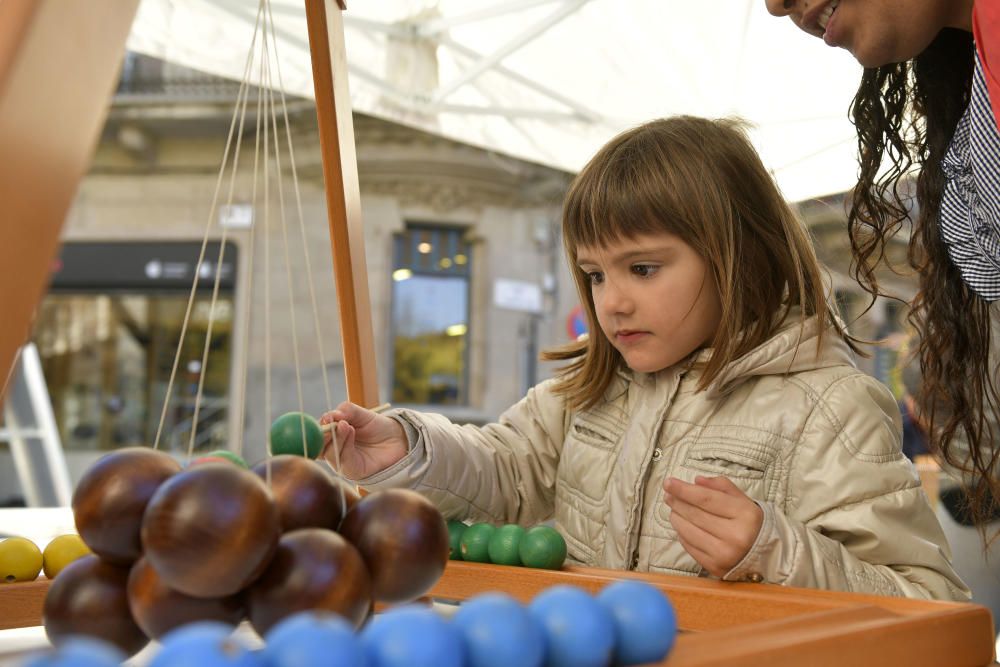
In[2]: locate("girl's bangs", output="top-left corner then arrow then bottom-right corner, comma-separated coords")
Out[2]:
564,153 -> 684,256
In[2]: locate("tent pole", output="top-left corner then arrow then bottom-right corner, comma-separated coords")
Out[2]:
303,0 -> 380,408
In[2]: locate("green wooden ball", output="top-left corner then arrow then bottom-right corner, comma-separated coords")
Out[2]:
270,412 -> 324,459
204,449 -> 248,468
446,520 -> 467,560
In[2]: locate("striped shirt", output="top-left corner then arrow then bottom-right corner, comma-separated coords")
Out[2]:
941,49 -> 1000,302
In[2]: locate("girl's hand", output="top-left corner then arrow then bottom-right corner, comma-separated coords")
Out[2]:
318,402 -> 408,480
662,475 -> 764,578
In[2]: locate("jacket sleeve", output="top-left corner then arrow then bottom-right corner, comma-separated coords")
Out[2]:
723,374 -> 971,602
356,378 -> 568,526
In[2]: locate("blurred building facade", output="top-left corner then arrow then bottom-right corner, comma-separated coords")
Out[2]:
0,54 -> 914,502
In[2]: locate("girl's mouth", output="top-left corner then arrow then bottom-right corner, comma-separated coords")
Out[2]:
616,331 -> 648,345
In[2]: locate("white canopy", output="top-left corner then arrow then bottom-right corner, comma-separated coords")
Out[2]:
126,0 -> 864,203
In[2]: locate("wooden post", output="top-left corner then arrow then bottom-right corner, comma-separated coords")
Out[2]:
303,0 -> 380,408
0,0 -> 140,401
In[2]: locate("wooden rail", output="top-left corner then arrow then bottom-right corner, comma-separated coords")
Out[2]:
426,562 -> 994,667
2,562 -> 994,666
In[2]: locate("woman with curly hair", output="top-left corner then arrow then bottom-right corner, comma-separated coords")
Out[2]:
766,0 -> 1000,612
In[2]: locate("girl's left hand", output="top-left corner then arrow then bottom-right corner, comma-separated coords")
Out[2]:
663,475 -> 763,578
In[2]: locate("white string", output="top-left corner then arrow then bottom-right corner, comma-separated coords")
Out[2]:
265,0 -> 335,414
153,1 -> 265,452
156,1 -> 354,504
265,0 -> 348,511
262,7 -> 274,486
262,41 -> 308,460
185,24 -> 260,460
235,0 -> 268,461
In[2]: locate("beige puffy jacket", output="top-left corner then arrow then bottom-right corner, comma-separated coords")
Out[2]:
361,313 -> 969,601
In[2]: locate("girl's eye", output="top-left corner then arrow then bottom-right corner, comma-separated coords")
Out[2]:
586,271 -> 604,285
632,264 -> 659,278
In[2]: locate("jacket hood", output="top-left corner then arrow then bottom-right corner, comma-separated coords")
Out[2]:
701,307 -> 855,397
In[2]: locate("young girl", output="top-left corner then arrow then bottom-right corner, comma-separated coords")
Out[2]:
321,116 -> 967,601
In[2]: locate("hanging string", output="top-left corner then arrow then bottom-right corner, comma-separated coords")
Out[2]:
265,0 -> 336,416
262,6 -> 274,487
264,0 -> 348,510
184,22 -> 262,461
262,38 -> 309,461
153,1 -> 265,453
154,0 -> 362,507
234,0 -> 269,462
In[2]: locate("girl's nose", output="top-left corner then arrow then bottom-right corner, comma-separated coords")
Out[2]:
765,0 -> 797,17
600,282 -> 633,315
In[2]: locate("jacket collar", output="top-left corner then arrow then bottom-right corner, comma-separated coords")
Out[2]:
617,307 -> 855,398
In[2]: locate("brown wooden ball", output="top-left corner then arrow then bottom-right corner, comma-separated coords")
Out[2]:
72,447 -> 181,566
251,455 -> 348,532
246,528 -> 372,635
338,489 -> 448,603
126,556 -> 244,639
43,554 -> 148,656
141,463 -> 280,598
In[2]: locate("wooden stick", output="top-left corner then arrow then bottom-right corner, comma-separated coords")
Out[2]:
319,402 -> 391,432
303,0 -> 380,408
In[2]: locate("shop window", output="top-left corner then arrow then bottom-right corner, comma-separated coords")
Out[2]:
32,294 -> 233,452
29,241 -> 236,453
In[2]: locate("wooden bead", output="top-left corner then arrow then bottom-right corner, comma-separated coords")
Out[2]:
246,528 -> 372,635
141,463 -> 280,598
43,554 -> 148,656
338,489 -> 448,603
251,455 -> 348,532
72,448 -> 180,566
126,556 -> 244,639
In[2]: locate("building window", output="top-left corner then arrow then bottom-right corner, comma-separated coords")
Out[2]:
390,224 -> 471,406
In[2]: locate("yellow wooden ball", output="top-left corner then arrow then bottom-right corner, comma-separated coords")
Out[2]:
0,536 -> 43,583
43,534 -> 92,580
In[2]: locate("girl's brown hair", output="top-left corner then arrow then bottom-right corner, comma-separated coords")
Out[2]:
543,116 -> 849,410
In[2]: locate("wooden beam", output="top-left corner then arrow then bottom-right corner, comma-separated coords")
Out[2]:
0,580 -> 46,632
0,0 -> 140,401
303,0 -> 379,408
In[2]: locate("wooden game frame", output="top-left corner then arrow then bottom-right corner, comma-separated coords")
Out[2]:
0,1 -> 995,665
1,562 -> 995,666
429,562 -> 995,666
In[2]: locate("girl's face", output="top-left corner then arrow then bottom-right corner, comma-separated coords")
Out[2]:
764,0 -> 972,67
577,232 -> 722,374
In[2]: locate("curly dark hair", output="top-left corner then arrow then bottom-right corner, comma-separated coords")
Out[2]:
849,28 -> 1000,531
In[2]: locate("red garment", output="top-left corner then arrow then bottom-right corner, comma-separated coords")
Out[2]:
975,0 -> 1000,132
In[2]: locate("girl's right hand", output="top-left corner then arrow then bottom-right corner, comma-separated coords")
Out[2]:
318,402 -> 408,480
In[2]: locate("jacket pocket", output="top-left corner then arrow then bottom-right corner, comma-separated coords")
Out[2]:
686,445 -> 767,479
557,406 -> 627,504
682,427 -> 783,481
